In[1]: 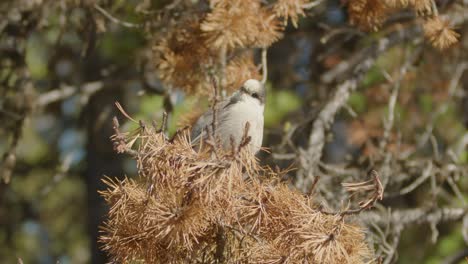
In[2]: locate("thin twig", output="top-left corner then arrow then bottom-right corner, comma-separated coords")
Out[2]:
399,161 -> 433,195
159,112 -> 168,132
204,127 -> 220,160
417,62 -> 468,149
302,0 -> 325,9
169,126 -> 190,143
321,170 -> 384,217
115,102 -> 138,123
320,27 -> 365,44
111,117 -> 138,156
94,4 -> 142,28
261,48 -> 268,84
37,81 -> 103,106
219,46 -> 227,93
210,77 -> 220,143
238,122 -> 252,153
380,46 -> 421,154
307,176 -> 320,196
447,175 -> 467,206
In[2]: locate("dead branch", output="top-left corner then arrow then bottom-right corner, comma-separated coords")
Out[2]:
37,81 -> 103,107
238,122 -> 252,153
321,170 -> 384,217
296,79 -> 357,190
261,48 -> 268,84
399,161 -> 433,195
110,117 -> 138,156
296,25 -> 421,192
210,77 -> 220,142
360,207 -> 468,227
93,4 -> 142,28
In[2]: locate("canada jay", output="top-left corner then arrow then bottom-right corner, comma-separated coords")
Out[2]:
191,79 -> 265,154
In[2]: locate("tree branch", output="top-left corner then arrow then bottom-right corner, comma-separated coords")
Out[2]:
93,4 -> 142,28
360,207 -> 468,227
261,48 -> 268,84
296,25 -> 420,191
37,81 -> 103,106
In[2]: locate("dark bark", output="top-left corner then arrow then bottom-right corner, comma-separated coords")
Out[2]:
85,89 -> 124,263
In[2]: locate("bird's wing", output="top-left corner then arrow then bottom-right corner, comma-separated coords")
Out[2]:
190,96 -> 235,144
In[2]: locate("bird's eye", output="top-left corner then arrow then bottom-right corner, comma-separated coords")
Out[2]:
252,93 -> 259,99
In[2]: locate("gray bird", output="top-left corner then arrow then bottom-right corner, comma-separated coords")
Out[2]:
191,79 -> 265,154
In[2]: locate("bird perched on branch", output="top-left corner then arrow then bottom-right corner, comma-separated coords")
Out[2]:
191,79 -> 265,154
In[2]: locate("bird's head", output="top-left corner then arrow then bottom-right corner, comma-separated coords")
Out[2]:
240,79 -> 265,105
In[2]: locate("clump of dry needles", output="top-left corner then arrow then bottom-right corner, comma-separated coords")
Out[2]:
152,0 -> 289,94
348,0 -> 459,49
99,99 -> 383,263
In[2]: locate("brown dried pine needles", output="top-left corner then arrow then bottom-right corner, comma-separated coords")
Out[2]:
99,104 -> 378,263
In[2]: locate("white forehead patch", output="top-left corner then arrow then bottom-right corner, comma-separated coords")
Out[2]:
243,79 -> 263,93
